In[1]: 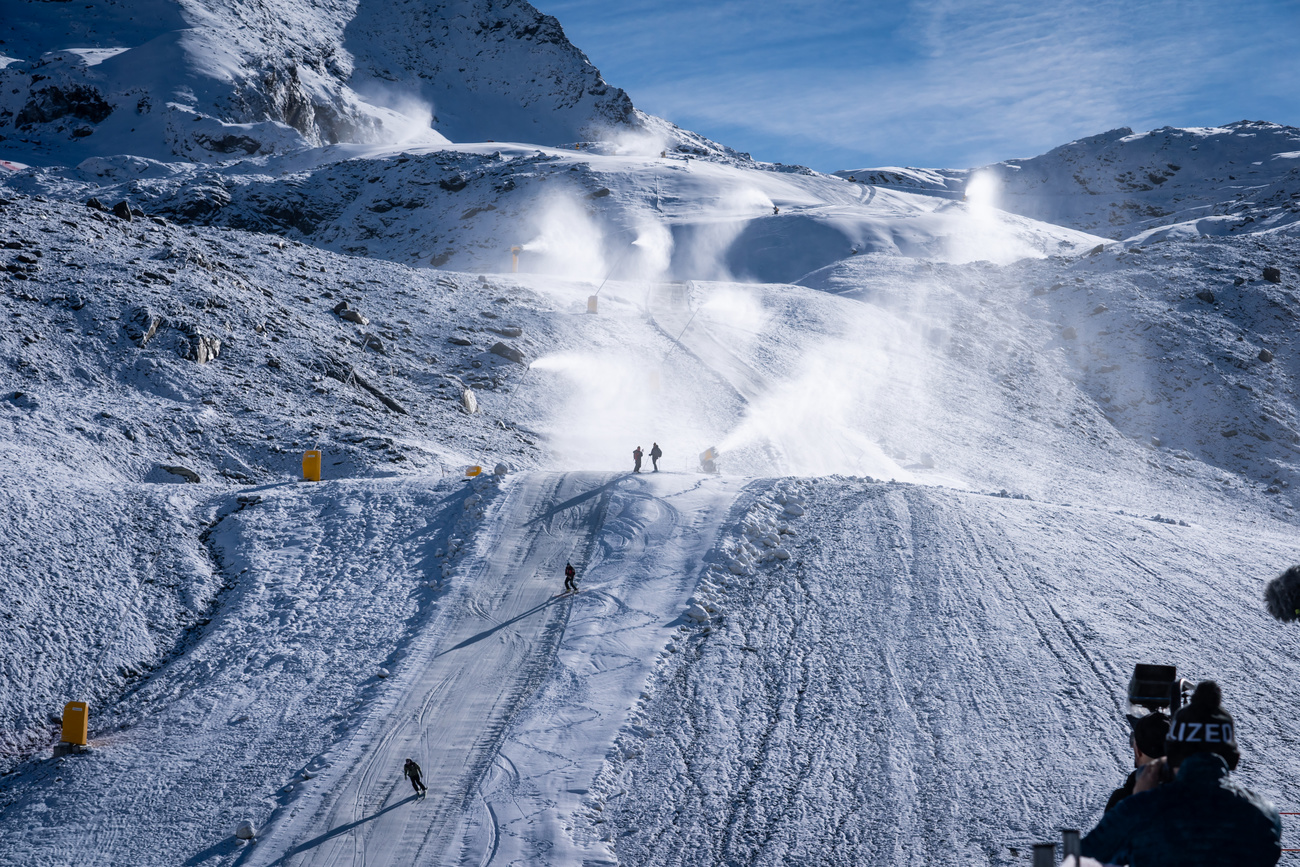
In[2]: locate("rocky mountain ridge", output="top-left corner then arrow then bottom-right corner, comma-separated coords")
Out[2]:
837,121 -> 1300,241
0,0 -> 681,164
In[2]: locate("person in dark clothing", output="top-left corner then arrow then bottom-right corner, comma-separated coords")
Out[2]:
633,446 -> 643,473
650,443 -> 662,472
564,562 -> 577,593
1105,710 -> 1171,813
1082,681 -> 1282,866
403,758 -> 427,797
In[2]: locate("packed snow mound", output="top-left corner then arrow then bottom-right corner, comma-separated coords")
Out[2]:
0,0 -> 664,164
838,121 -> 1300,242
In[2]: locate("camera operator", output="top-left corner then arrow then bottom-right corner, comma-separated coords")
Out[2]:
1082,680 -> 1282,866
1104,711 -> 1170,813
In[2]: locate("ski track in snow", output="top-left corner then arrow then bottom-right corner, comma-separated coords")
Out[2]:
251,471 -> 618,867
596,483 -> 1300,866
4,116 -> 1300,866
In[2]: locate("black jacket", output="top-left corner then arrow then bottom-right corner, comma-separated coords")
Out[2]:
1082,752 -> 1281,866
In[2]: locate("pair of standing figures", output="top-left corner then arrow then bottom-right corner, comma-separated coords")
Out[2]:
632,442 -> 662,473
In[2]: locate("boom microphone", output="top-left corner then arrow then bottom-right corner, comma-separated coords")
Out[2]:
1264,565 -> 1300,622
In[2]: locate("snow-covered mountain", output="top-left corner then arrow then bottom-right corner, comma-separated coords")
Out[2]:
3,3 -> 1299,862
0,0 -> 712,165
838,120 -> 1300,241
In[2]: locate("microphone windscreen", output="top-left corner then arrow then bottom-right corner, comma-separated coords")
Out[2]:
1265,565 -> 1300,622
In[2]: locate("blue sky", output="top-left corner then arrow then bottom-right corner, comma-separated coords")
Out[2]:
534,0 -> 1300,171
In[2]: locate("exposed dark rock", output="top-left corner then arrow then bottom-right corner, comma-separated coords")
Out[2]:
1259,348 -> 1275,363
1263,266 -> 1282,283
85,197 -> 106,212
193,133 -> 264,155
340,309 -> 368,325
490,325 -> 523,338
489,341 -> 525,364
449,335 -> 472,346
15,84 -> 113,126
160,465 -> 201,483
125,306 -> 161,346
111,200 -> 132,221
164,185 -> 232,221
439,173 -> 468,192
332,300 -> 350,314
1195,289 -> 1216,303
587,188 -> 611,199
1061,326 -> 1077,340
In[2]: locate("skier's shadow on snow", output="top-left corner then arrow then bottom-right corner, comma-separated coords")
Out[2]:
234,795 -> 419,866
525,477 -> 624,526
434,595 -> 566,657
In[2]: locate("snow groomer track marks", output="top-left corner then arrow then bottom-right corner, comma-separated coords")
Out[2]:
251,473 -> 616,867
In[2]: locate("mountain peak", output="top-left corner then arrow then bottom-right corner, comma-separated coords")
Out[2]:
0,0 -> 647,164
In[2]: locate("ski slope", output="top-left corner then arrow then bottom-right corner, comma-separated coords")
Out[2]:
3,117 -> 1300,865
0,471 -> 747,866
595,482 -> 1300,865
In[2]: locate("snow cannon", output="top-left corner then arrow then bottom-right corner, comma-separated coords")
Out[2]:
465,465 -> 483,477
1127,663 -> 1191,714
1265,565 -> 1300,621
510,245 -> 522,273
54,701 -> 89,756
587,294 -> 598,314
302,450 -> 322,482
699,447 -> 719,475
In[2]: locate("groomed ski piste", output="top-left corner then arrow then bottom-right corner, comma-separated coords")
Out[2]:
4,123 -> 1300,864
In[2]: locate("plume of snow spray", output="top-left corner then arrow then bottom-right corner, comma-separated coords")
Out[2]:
519,193 -> 606,280
528,350 -> 662,468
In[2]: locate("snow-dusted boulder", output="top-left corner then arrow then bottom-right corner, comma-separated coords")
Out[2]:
234,820 -> 256,840
684,603 -> 709,623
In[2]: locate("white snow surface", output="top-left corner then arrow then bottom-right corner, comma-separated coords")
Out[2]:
2,46 -> 1300,866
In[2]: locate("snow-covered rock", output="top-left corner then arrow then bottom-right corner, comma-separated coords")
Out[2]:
0,0 -> 681,166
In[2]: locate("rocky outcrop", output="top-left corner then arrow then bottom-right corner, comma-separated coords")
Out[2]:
489,341 -> 525,364
0,0 -> 659,163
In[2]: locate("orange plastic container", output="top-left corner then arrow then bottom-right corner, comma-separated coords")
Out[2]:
62,701 -> 88,746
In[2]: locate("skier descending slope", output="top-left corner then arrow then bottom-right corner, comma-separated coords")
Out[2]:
403,758 -> 427,797
564,561 -> 578,594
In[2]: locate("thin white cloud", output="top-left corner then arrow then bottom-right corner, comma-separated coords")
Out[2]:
543,0 -> 1300,168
